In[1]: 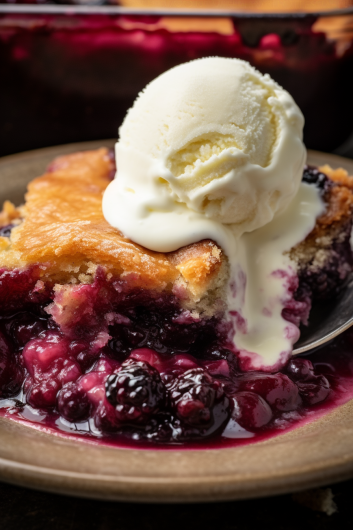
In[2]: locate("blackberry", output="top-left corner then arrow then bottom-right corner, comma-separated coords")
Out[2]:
9,313 -> 47,348
57,382 -> 91,422
105,359 -> 166,424
167,368 -> 230,430
26,378 -> 60,409
296,374 -> 330,405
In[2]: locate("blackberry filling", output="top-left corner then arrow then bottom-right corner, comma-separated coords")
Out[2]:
57,381 -> 92,423
0,297 -> 346,445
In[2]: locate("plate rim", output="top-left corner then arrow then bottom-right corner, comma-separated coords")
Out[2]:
1,142 -> 353,502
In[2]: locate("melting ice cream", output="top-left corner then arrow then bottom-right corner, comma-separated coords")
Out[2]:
103,57 -> 324,369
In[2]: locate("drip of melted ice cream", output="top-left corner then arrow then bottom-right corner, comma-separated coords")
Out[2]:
103,57 -> 324,370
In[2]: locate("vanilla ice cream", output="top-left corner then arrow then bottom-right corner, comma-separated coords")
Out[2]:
103,57 -> 324,370
106,57 -> 305,237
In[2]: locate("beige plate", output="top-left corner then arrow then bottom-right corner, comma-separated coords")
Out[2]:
1,142 -> 353,502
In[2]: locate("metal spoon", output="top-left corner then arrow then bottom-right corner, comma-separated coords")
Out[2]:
293,276 -> 353,354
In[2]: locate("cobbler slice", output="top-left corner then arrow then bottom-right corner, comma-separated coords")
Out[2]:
0,148 -> 353,445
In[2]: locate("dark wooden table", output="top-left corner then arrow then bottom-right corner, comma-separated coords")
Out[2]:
1,478 -> 353,530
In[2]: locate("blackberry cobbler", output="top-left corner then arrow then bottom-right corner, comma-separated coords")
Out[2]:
0,148 -> 353,447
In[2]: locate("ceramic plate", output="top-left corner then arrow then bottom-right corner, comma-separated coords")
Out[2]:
1,142 -> 353,502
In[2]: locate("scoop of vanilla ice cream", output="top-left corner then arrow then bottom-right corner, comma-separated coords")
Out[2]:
117,57 -> 305,230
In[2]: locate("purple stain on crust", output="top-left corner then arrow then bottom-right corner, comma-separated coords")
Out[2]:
0,224 -> 15,238
106,148 -> 116,181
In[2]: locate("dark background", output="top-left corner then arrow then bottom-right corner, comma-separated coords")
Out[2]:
1,478 -> 353,530
2,12 -> 353,159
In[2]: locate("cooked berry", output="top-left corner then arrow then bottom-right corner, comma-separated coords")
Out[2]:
0,330 -> 24,398
285,358 -> 315,381
9,313 -> 47,348
144,417 -> 176,443
168,368 -> 230,429
130,348 -> 164,370
239,373 -> 300,412
232,391 -> 273,430
108,337 -> 131,361
200,346 -> 235,362
105,359 -> 166,424
159,322 -> 200,352
23,331 -> 72,376
94,401 -> 122,433
57,382 -> 91,422
22,331 -> 82,409
296,374 -> 330,405
26,378 -> 61,409
108,307 -> 220,359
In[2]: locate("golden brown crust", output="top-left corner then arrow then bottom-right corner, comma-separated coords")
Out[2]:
0,148 -> 225,306
0,200 -> 22,228
318,165 -> 353,226
169,240 -> 224,299
3,150 -> 352,313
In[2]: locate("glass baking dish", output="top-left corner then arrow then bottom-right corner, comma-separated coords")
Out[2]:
1,4 -> 353,157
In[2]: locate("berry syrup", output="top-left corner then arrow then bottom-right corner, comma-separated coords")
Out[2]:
1,267 -> 353,450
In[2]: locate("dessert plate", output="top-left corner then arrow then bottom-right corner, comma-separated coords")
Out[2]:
1,141 -> 353,502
